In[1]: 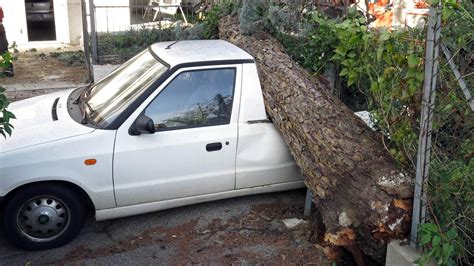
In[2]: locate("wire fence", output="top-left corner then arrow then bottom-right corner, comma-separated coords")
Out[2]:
86,0 -> 359,64
413,3 -> 473,263
89,1 -> 200,64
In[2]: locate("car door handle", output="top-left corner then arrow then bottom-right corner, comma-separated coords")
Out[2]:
206,142 -> 222,152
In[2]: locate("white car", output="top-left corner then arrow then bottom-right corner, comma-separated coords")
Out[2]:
0,40 -> 303,250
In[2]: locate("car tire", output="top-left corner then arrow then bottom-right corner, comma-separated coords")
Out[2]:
2,183 -> 86,250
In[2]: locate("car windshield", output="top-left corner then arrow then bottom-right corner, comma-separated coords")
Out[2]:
83,49 -> 168,127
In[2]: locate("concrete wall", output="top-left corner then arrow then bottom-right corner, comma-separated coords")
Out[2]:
386,240 -> 435,266
94,0 -> 131,33
54,0 -> 71,44
68,0 -> 83,45
1,0 -> 29,45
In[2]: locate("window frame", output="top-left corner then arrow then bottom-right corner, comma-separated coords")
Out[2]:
142,67 -> 238,132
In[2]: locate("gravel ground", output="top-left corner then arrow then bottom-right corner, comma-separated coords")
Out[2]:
0,189 -> 326,265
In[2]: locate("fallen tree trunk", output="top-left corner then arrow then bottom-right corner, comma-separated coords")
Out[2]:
219,15 -> 413,262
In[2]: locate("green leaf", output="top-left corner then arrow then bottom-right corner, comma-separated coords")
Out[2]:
3,110 -> 15,120
446,228 -> 457,240
380,30 -> 390,41
421,223 -> 438,233
370,82 -> 379,93
407,83 -> 418,97
4,124 -> 12,136
349,70 -> 358,80
408,54 -> 419,68
420,233 -> 432,246
377,46 -> 384,61
340,68 -> 348,76
415,72 -> 424,82
0,94 -> 6,105
348,75 -> 356,86
334,46 -> 347,56
432,235 -> 441,247
442,244 -> 454,263
441,104 -> 453,113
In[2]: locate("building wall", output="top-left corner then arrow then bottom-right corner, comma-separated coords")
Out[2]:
55,0 -> 71,44
0,0 -> 82,47
68,0 -> 83,45
1,0 -> 28,45
94,0 -> 131,33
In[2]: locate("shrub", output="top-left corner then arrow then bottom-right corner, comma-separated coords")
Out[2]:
50,51 -> 84,67
0,83 -> 14,138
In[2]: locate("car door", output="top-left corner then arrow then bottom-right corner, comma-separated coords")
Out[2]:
113,65 -> 241,207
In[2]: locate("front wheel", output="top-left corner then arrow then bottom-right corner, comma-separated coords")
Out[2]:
2,184 -> 86,250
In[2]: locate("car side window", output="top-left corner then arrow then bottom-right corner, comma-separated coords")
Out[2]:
145,68 -> 236,130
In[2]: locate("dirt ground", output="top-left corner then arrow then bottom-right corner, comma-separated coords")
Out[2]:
2,47 -> 88,85
0,190 -> 327,265
1,47 -> 88,102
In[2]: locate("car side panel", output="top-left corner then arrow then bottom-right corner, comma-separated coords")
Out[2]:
0,130 -> 116,210
112,64 -> 243,207
235,63 -> 302,189
236,123 -> 302,189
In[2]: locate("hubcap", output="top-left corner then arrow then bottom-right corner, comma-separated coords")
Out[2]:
38,215 -> 50,224
17,197 -> 69,242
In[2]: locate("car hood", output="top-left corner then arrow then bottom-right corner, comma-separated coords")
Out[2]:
0,89 -> 95,154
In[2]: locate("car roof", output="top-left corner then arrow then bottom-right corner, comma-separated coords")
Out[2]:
150,40 -> 254,68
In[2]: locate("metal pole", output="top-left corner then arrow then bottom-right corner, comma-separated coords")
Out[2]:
421,7 -> 441,226
441,42 -> 474,111
410,4 -> 441,247
81,0 -> 94,83
89,0 -> 98,64
179,6 -> 188,25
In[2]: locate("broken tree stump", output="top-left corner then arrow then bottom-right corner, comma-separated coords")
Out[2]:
218,15 -> 413,262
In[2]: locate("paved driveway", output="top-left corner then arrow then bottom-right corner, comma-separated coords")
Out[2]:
0,190 -> 324,265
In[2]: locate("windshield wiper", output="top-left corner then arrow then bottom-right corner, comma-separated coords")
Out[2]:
81,101 -> 98,125
73,84 -> 91,105
80,103 -> 88,124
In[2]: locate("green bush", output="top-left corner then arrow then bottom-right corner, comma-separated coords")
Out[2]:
50,51 -> 84,67
97,28 -> 176,62
0,85 -> 14,138
202,0 -> 241,39
0,50 -> 15,138
331,14 -> 425,167
418,157 -> 473,265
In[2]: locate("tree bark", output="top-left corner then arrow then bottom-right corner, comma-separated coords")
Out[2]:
218,15 -> 413,262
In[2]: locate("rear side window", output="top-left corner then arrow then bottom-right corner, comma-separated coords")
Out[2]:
145,68 -> 236,131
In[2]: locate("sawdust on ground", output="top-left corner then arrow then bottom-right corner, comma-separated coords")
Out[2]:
55,202 -> 325,264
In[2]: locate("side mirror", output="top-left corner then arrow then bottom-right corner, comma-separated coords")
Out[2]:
129,115 -> 156,136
